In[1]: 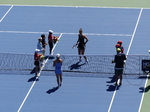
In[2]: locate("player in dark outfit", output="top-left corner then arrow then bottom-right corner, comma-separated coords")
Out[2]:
75,28 -> 89,63
112,48 -> 126,85
48,30 -> 54,55
41,34 -> 47,55
34,49 -> 42,76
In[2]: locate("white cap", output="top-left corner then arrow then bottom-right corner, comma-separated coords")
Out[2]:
35,49 -> 40,53
38,37 -> 42,40
49,30 -> 53,34
56,53 -> 60,58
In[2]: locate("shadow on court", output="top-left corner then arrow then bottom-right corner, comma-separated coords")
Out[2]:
30,67 -> 36,74
46,86 -> 59,94
69,62 -> 86,70
107,85 -> 120,91
28,76 -> 39,82
139,86 -> 150,93
106,75 -> 116,83
139,76 -> 150,93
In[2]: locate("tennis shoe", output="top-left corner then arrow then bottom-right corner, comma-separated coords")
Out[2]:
79,58 -> 82,62
85,59 -> 88,63
59,82 -> 62,87
37,73 -> 40,77
114,82 -> 118,86
119,82 -> 122,85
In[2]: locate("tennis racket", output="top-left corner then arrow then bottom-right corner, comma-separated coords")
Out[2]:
72,44 -> 77,49
60,55 -> 65,61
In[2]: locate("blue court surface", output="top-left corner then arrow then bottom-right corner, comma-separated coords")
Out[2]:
0,5 -> 150,112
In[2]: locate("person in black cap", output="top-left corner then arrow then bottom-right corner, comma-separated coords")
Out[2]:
48,30 -> 54,55
41,34 -> 47,55
112,48 -> 126,85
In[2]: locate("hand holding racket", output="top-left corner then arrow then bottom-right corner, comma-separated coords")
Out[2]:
72,44 -> 78,49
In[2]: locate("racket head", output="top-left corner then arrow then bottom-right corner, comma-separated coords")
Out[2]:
72,44 -> 77,49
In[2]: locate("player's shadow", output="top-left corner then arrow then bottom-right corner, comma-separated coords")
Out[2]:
69,62 -> 86,70
46,86 -> 59,94
106,75 -> 116,83
139,85 -> 150,93
30,67 -> 40,74
106,85 -> 120,91
30,67 -> 36,74
46,55 -> 55,60
28,76 -> 39,82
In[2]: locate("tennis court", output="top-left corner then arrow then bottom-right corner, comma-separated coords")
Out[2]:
0,2 -> 150,112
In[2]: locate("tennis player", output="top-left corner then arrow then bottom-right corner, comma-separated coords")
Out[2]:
117,41 -> 124,53
41,34 -> 47,55
48,30 -> 54,55
53,54 -> 63,87
37,37 -> 44,54
34,49 -> 41,76
75,28 -> 89,63
115,44 -> 120,48
112,48 -> 126,85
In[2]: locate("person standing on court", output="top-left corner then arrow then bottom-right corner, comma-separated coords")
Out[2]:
37,37 -> 44,54
34,49 -> 41,76
48,30 -> 54,55
117,41 -> 124,53
53,54 -> 63,87
112,48 -> 126,86
41,34 -> 47,55
75,28 -> 89,63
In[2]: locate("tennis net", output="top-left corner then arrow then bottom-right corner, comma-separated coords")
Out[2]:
0,52 -> 150,77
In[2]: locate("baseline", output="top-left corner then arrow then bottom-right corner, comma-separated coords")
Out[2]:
0,4 -> 149,10
0,5 -> 13,22
0,30 -> 132,37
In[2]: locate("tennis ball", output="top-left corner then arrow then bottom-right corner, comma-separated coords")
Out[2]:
40,55 -> 44,59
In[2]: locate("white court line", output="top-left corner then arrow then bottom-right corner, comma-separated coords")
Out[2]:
107,8 -> 143,112
138,9 -> 149,112
0,30 -> 132,37
17,33 -> 63,112
17,78 -> 37,112
51,33 -> 63,55
62,33 -> 132,36
0,5 -> 13,22
0,4 -> 147,9
138,75 -> 149,112
126,8 -> 143,55
17,58 -> 49,112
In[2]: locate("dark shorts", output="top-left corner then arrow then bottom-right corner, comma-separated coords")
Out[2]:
34,60 -> 39,66
78,45 -> 85,50
48,41 -> 53,48
115,68 -> 123,75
